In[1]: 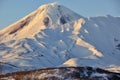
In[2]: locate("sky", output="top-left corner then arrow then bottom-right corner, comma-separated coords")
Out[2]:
0,0 -> 120,29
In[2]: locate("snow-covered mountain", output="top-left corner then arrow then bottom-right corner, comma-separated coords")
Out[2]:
0,3 -> 120,74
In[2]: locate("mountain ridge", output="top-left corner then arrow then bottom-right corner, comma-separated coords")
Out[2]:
1,66 -> 120,80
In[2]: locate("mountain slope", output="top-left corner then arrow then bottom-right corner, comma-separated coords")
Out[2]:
0,3 -> 120,74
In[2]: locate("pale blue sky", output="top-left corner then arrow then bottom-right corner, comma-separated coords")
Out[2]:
0,0 -> 120,29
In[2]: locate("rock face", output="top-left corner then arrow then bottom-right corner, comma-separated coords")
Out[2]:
0,3 -> 120,74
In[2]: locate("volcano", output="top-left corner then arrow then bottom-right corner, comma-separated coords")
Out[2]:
0,3 -> 120,74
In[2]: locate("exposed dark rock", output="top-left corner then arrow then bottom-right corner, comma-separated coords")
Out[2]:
116,44 -> 120,50
43,17 -> 49,26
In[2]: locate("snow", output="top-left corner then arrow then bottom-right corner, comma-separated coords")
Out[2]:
62,58 -> 78,67
62,58 -> 104,68
73,18 -> 85,35
0,2 -> 120,73
91,73 -> 108,80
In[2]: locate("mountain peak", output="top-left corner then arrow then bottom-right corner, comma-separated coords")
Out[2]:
37,2 -> 61,13
38,2 -> 58,9
0,3 -> 83,42
36,2 -> 83,27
